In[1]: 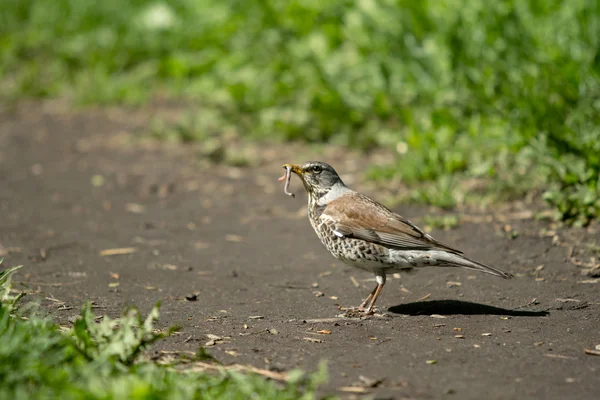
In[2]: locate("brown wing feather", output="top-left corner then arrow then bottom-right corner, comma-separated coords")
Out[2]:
323,193 -> 463,254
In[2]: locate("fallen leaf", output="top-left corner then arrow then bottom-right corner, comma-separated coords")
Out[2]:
317,330 -> 331,335
188,361 -> 287,381
447,281 -> 462,287
194,241 -> 210,249
268,328 -> 279,335
430,314 -> 447,319
426,360 -> 437,365
417,293 -> 431,301
303,337 -> 323,343
453,327 -> 462,332
225,350 -> 239,356
329,296 -> 338,300
584,348 -> 600,356
454,335 -> 465,339
108,282 -> 120,288
206,334 -> 222,340
205,334 -> 224,347
556,298 -> 580,303
482,333 -> 492,336
338,386 -> 369,393
100,247 -> 137,256
125,203 -> 145,214
225,234 -> 244,243
544,353 -> 577,360
248,316 -> 264,319
109,272 -> 120,279
0,246 -> 22,257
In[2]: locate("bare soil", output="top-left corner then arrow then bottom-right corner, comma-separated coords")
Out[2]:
1,102 -> 599,399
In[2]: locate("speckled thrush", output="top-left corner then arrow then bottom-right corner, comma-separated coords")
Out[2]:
280,161 -> 513,314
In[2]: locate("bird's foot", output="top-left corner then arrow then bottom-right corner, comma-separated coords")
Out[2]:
338,305 -> 385,318
337,306 -> 366,318
361,306 -> 376,315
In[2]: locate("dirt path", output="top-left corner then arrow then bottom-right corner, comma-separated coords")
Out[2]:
1,102 -> 599,399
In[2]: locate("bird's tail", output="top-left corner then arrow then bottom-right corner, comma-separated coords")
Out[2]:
442,252 -> 513,279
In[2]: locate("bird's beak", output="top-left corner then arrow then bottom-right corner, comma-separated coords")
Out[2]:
283,164 -> 303,176
283,163 -> 312,193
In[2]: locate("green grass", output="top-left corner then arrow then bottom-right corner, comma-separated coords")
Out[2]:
422,214 -> 460,231
0,261 -> 329,399
1,0 -> 599,224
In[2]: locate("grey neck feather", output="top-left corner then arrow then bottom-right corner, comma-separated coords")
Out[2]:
314,182 -> 352,206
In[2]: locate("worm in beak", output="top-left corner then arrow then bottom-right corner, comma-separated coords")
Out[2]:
278,165 -> 295,198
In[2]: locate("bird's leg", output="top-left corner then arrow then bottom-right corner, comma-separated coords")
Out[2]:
365,273 -> 386,314
358,285 -> 378,309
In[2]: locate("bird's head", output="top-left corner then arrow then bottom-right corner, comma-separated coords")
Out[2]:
283,161 -> 346,200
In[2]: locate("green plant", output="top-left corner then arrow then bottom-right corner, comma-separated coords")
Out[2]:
0,266 -> 330,399
528,135 -> 600,226
1,0 -> 599,222
422,214 -> 460,231
0,260 -> 24,310
71,302 -> 179,366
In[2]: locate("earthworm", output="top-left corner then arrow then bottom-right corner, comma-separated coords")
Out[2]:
278,166 -> 295,198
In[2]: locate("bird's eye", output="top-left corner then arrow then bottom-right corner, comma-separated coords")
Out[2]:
311,165 -> 322,174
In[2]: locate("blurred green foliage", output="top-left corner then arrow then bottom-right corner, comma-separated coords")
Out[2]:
1,0 -> 599,223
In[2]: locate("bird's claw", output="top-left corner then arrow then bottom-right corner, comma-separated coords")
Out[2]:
339,305 -> 378,317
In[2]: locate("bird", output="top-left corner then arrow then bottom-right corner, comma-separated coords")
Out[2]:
280,161 -> 513,314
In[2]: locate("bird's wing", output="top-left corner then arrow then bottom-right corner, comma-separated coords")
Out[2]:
322,193 -> 463,254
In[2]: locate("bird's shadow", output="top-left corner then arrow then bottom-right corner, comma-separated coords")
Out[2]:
388,300 -> 549,317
